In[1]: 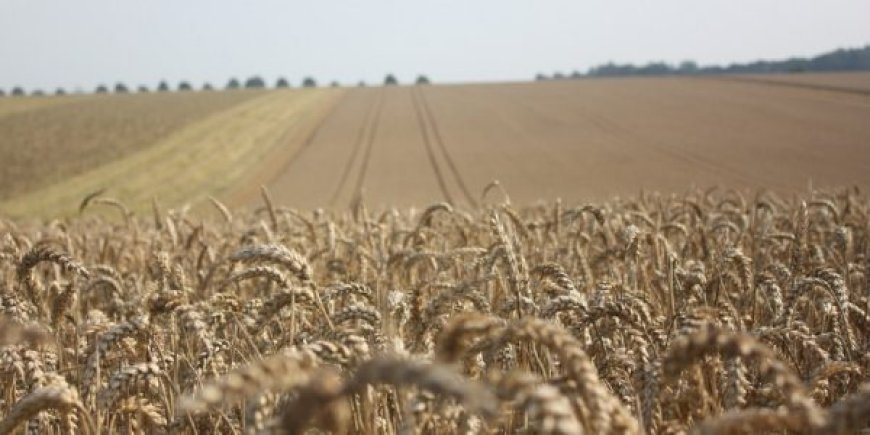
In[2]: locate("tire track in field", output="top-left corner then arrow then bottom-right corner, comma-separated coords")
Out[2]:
351,89 -> 386,203
266,91 -> 348,186
329,89 -> 383,206
416,87 -> 480,208
410,86 -> 456,206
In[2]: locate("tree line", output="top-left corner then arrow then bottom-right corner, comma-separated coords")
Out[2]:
0,74 -> 432,97
536,44 -> 870,80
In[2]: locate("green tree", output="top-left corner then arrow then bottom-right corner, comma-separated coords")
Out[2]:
31,89 -> 45,96
178,81 -> 193,91
137,85 -> 150,93
226,78 -> 240,90
302,77 -> 317,88
244,76 -> 266,89
534,73 -> 548,81
0,89 -> 5,97
202,83 -> 214,91
330,81 -> 340,87
95,85 -> 109,94
157,81 -> 170,92
678,61 -> 698,74
415,75 -> 430,85
275,77 -> 290,88
383,74 -> 398,86
114,83 -> 129,93
11,87 -> 25,96
55,88 -> 66,95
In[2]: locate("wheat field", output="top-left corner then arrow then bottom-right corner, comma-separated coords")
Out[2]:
0,185 -> 867,434
1,74 -> 869,434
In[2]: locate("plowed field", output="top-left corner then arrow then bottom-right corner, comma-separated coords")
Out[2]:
265,74 -> 870,209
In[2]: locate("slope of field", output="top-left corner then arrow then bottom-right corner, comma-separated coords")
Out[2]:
2,73 -> 868,219
265,74 -> 870,209
0,91 -> 264,200
1,89 -> 343,218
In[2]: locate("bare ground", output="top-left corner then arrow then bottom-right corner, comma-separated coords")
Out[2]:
263,74 -> 870,209
0,90 -> 264,200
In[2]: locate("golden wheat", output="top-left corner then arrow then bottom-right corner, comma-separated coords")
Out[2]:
0,186 -> 867,433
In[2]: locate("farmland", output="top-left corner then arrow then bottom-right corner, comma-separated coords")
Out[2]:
0,89 -> 342,218
0,73 -> 868,434
266,75 -> 870,209
0,91 -> 263,202
3,74 -> 869,218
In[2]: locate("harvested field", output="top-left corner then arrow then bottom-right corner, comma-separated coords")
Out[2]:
265,74 -> 870,210
0,94 -> 95,118
0,89 -> 342,218
0,91 -> 264,201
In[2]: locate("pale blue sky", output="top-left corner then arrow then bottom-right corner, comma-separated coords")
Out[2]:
1,0 -> 869,91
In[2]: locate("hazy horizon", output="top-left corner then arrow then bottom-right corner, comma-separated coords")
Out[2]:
2,0 -> 870,92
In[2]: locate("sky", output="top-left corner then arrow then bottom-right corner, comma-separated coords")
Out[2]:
1,0 -> 869,92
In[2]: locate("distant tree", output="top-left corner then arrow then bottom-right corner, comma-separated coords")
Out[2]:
11,87 -> 25,96
357,81 -> 366,87
178,81 -> 193,91
581,46 -> 870,78
202,83 -> 214,91
275,77 -> 290,88
55,88 -> 66,95
138,85 -> 150,93
570,70 -> 583,79
678,61 -> 698,74
244,76 -> 266,89
330,81 -> 340,87
114,83 -> 129,93
553,72 -> 565,80
534,73 -> 548,81
302,77 -> 317,88
226,78 -> 241,90
95,85 -> 109,94
383,74 -> 398,86
157,81 -> 170,92
0,89 -> 5,97
415,75 -> 430,85
31,89 -> 45,96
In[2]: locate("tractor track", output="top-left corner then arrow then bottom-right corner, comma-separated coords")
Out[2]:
415,87 -> 479,208
266,91 -> 348,187
410,86 -> 456,206
329,89 -> 384,206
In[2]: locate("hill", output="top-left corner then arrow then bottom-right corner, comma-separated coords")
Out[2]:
2,73 -> 870,218
575,45 -> 870,78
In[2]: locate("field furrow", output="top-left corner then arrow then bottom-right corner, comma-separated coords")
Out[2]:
416,86 -> 479,208
411,85 -> 456,205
